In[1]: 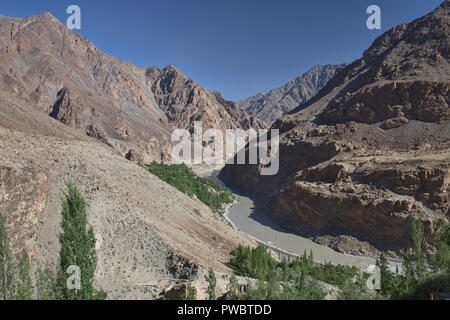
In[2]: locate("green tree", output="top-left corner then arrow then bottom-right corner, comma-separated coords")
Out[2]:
206,268 -> 217,300
185,282 -> 197,300
55,182 -> 106,300
146,162 -> 232,213
227,274 -> 239,300
377,253 -> 390,295
411,219 -> 426,281
244,278 -> 255,300
402,250 -> 416,292
302,250 -> 308,263
338,275 -> 371,300
14,249 -> 33,300
0,215 -> 14,300
372,219 -> 450,300
308,250 -> 314,266
35,266 -> 56,300
430,220 -> 449,274
376,253 -> 403,299
266,275 -> 281,300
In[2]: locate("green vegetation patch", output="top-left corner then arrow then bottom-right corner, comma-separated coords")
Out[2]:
228,245 -> 328,300
230,244 -> 359,286
229,217 -> 450,300
146,162 -> 233,213
377,219 -> 450,300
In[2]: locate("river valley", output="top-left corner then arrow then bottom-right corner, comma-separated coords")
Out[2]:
199,168 -> 402,273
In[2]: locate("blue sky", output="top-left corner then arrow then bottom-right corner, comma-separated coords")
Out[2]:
0,0 -> 444,100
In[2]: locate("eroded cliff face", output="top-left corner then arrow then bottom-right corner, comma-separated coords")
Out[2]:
270,157 -> 448,254
220,1 -> 450,257
0,12 -> 173,163
321,81 -> 449,124
145,65 -> 267,132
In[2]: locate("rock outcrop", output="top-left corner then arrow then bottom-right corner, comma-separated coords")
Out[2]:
220,1 -> 450,257
146,65 -> 266,132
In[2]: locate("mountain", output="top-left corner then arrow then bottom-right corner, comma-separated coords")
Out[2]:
0,12 -> 258,298
0,12 -> 264,165
145,65 -> 266,132
220,1 -> 450,257
237,64 -> 341,125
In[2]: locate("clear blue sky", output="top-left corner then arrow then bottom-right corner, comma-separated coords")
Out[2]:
0,0 -> 444,100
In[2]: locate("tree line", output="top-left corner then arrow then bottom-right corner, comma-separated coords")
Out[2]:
207,216 -> 450,300
376,219 -> 449,299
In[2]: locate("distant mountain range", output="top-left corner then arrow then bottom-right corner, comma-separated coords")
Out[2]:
237,64 -> 341,125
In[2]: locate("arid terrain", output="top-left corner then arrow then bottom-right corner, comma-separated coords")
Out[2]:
0,12 -> 264,165
0,11 -> 263,299
0,1 -> 449,301
220,1 -> 450,258
0,125 -> 257,299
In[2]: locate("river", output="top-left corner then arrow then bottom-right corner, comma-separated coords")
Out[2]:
203,169 -> 402,273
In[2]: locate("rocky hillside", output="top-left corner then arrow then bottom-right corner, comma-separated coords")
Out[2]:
0,12 -> 264,165
146,65 -> 266,132
0,12 -> 261,299
220,1 -> 450,257
238,64 -> 341,125
0,126 -> 254,299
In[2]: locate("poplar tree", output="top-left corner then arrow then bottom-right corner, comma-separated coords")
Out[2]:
308,250 -> 314,266
185,282 -> 197,300
411,219 -> 426,281
14,249 -> 33,300
0,215 -> 14,300
56,182 -> 106,300
35,266 -> 56,300
430,220 -> 450,274
206,268 -> 217,300
228,274 -> 239,300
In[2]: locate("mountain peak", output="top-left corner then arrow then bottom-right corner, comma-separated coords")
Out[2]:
161,64 -> 185,78
164,64 -> 179,71
40,11 -> 60,22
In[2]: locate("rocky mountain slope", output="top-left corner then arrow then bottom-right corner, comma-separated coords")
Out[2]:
146,65 -> 266,132
0,12 -> 264,165
0,12 -> 261,298
220,1 -> 450,257
238,64 -> 341,125
0,126 -> 254,299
